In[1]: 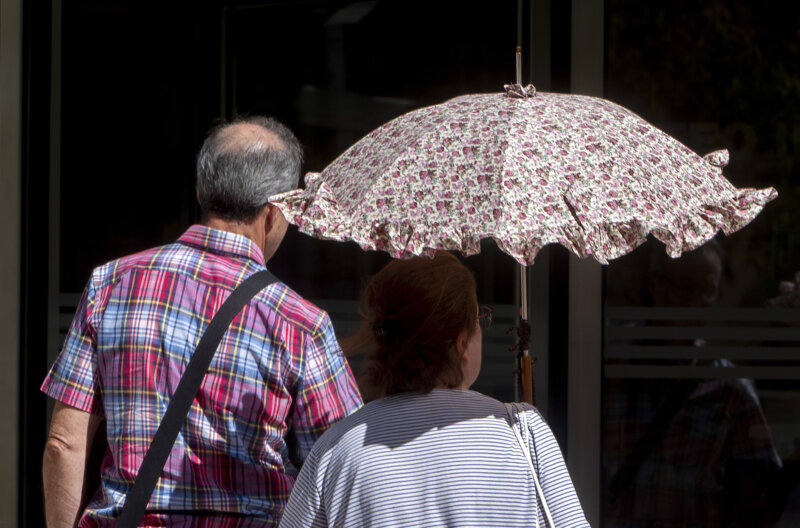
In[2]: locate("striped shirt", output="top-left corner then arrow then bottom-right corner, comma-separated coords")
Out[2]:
41,225 -> 363,527
279,389 -> 590,528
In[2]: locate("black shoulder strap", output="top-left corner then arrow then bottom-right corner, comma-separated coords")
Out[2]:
117,270 -> 278,528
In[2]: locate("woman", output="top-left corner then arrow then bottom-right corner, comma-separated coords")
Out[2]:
279,252 -> 589,527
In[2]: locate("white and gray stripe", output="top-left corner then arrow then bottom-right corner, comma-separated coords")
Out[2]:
279,389 -> 590,527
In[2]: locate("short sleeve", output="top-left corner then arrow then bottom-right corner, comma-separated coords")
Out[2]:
522,404 -> 591,527
41,277 -> 104,416
727,381 -> 782,470
291,312 -> 362,461
278,448 -> 327,528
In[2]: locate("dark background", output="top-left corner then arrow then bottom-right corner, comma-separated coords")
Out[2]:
19,0 -> 800,526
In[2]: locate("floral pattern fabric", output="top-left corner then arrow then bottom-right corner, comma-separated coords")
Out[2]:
271,91 -> 777,265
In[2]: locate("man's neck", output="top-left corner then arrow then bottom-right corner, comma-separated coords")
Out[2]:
204,216 -> 264,251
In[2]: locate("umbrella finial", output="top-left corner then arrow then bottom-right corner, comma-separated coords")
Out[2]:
505,47 -> 536,98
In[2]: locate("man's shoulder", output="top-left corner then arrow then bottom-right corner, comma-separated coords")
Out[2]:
90,241 -> 184,289
255,281 -> 333,337
87,243 -> 336,338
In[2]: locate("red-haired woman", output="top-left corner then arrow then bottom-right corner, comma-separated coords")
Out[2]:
279,252 -> 589,528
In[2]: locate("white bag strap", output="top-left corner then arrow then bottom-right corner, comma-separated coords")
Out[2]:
505,402 -> 555,528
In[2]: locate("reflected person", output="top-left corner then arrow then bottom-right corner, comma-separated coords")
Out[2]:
604,241 -> 782,528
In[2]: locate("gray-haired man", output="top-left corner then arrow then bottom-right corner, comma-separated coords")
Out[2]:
42,116 -> 363,527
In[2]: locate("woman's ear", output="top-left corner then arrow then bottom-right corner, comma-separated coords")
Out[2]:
453,329 -> 469,359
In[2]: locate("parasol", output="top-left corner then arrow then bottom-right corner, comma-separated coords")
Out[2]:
271,48 -> 777,403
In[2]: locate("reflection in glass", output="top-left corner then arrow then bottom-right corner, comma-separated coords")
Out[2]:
604,242 -> 785,527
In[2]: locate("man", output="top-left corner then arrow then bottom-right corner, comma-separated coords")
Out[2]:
41,116 -> 363,527
604,240 -> 782,527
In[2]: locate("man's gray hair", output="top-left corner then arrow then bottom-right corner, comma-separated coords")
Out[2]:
196,115 -> 303,221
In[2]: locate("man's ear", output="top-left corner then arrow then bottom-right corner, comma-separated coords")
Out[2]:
263,204 -> 277,234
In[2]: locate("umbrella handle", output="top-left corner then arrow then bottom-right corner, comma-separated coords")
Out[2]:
520,354 -> 534,405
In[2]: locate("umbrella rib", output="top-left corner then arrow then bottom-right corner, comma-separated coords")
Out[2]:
563,195 -> 585,230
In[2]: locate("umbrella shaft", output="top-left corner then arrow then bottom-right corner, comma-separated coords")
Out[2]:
519,263 -> 528,322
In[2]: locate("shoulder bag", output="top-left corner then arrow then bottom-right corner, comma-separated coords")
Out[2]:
505,402 -> 556,528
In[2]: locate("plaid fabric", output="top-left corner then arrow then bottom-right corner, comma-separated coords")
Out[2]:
603,375 -> 782,528
42,225 -> 363,527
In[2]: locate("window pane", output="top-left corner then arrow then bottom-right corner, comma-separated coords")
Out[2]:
604,2 -> 800,525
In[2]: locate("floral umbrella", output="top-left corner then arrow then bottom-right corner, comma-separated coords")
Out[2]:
273,92 -> 775,265
270,59 -> 777,402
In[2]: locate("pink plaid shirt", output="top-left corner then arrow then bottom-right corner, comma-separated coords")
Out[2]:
42,225 -> 363,527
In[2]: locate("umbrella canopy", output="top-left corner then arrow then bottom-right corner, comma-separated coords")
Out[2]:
271,87 -> 776,266
271,83 -> 778,405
